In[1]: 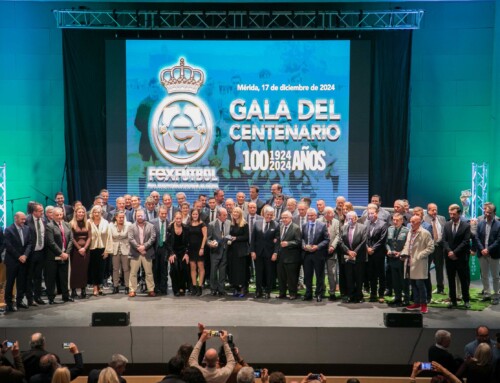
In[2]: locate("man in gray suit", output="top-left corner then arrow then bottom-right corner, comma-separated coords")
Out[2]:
319,207 -> 341,301
277,211 -> 302,300
128,209 -> 157,297
424,202 -> 447,294
207,208 -> 232,296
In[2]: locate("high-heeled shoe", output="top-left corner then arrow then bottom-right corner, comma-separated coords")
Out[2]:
80,289 -> 87,299
196,286 -> 203,296
71,289 -> 78,299
112,286 -> 119,294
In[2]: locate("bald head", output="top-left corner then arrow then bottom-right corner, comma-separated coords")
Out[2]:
205,348 -> 218,367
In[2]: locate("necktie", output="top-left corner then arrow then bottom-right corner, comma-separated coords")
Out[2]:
327,221 -> 331,228
59,222 -> 66,251
249,216 -> 254,240
168,208 -> 172,222
18,226 -> 24,246
36,218 -> 42,247
159,221 -> 165,247
276,207 -> 281,219
452,223 -> 457,235
221,222 -> 224,235
265,222 -> 269,233
300,217 -> 305,232
432,218 -> 438,242
348,226 -> 354,247
282,225 -> 288,240
308,224 -> 314,245
211,210 -> 215,222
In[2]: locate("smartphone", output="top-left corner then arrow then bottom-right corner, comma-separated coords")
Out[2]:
420,362 -> 432,370
308,374 -> 321,380
6,341 -> 13,347
209,330 -> 221,337
62,342 -> 71,349
254,369 -> 262,378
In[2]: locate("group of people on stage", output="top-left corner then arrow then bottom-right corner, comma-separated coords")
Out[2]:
1,184 -> 499,313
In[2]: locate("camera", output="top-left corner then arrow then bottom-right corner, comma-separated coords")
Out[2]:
308,374 -> 321,381
62,342 -> 71,349
420,362 -> 432,370
208,330 -> 233,343
254,369 -> 262,378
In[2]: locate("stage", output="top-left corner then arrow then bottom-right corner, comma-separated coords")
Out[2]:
1,286 -> 498,370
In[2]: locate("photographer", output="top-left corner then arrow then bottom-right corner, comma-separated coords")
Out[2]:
409,361 -> 460,383
0,340 -> 25,382
299,373 -> 327,383
29,343 -> 83,383
218,343 -> 248,383
188,329 -> 235,383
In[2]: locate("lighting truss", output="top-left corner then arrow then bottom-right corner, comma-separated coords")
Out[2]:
53,9 -> 424,31
471,162 -> 489,219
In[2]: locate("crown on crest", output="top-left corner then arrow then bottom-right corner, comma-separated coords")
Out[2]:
160,58 -> 205,94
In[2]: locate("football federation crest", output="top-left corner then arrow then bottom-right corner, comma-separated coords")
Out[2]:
151,58 -> 213,165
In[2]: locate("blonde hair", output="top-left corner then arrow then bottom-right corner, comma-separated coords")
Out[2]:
232,207 -> 247,227
70,205 -> 88,230
473,343 -> 491,366
51,367 -> 71,383
98,367 -> 120,383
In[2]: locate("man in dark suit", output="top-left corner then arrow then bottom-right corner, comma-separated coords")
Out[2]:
273,194 -> 286,223
276,211 -> 302,300
207,208 -> 232,296
128,209 -> 157,297
45,207 -> 73,304
4,211 -> 32,311
424,202 -> 447,295
152,206 -> 169,295
248,185 -> 265,215
21,332 -> 49,381
365,204 -> 388,302
442,204 -> 471,308
301,208 -> 329,302
319,207 -> 341,301
162,193 -> 179,222
100,189 -> 116,215
25,203 -> 47,306
473,202 -> 500,305
54,191 -> 73,222
265,183 -> 288,206
144,196 -> 159,222
339,211 -> 367,303
250,206 -> 280,299
126,195 -> 143,223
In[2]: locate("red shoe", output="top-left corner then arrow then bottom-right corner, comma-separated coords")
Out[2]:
405,303 -> 421,311
128,291 -> 136,297
148,291 -> 156,297
420,304 -> 428,314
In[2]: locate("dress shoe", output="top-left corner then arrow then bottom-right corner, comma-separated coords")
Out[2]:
341,297 -> 350,303
276,295 -> 287,299
328,295 -> 337,301
196,287 -> 203,297
28,300 -> 38,307
174,292 -> 181,297
112,287 -> 119,294
254,292 -> 263,299
464,302 -> 471,309
218,291 -> 227,296
148,291 -> 156,297
80,290 -> 87,299
128,291 -> 136,297
447,302 -> 458,309
289,295 -> 297,300
124,287 -> 129,294
316,296 -> 323,302
302,295 -> 313,301
71,289 -> 78,298
6,305 -> 17,312
35,298 -> 47,305
63,297 -> 74,302
210,290 -> 217,296
17,302 -> 29,309
389,300 -> 403,308
263,293 -> 270,299
356,298 -> 365,303
48,299 -> 61,305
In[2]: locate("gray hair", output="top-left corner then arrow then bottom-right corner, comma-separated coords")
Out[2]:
263,206 -> 274,215
109,354 -> 128,368
323,206 -> 334,214
435,330 -> 451,345
237,367 -> 255,383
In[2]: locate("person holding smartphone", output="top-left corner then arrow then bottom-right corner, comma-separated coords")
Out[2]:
409,361 -> 460,383
0,340 -> 24,382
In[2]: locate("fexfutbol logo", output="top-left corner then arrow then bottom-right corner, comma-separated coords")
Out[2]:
151,58 -> 213,165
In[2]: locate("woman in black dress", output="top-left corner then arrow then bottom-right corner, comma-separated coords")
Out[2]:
69,206 -> 90,299
227,207 -> 249,297
167,212 -> 190,296
188,209 -> 207,296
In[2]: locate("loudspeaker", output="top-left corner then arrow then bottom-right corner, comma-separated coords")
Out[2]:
92,312 -> 130,327
384,312 -> 422,328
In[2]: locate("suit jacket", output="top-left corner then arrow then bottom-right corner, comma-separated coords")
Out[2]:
473,219 -> 500,259
250,219 -> 280,258
26,215 -> 47,252
207,219 -> 232,259
318,217 -> 340,255
248,198 -> 265,215
4,223 -> 32,264
339,223 -> 367,263
277,222 -> 301,263
109,221 -> 131,255
144,208 -> 158,222
301,220 -> 329,257
424,214 -> 446,243
428,345 -> 459,374
236,202 -> 249,216
385,225 -> 410,254
151,218 -> 169,250
246,214 -> 263,246
57,204 -> 74,222
366,219 -> 388,257
401,227 -> 434,279
128,221 -> 157,259
125,206 -> 144,223
293,215 -> 308,232
45,220 -> 73,261
442,220 -> 471,260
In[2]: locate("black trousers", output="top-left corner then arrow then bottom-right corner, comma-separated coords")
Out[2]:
344,261 -> 365,301
368,252 -> 386,298
5,260 -> 28,305
303,252 -> 326,297
255,256 -> 275,294
25,250 -> 46,301
45,260 -> 69,300
277,261 -> 300,296
338,261 -> 347,296
387,258 -> 409,301
427,243 -> 445,293
170,254 -> 188,294
445,257 -> 470,303
153,246 -> 169,294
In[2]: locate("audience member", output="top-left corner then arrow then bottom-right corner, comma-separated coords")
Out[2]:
456,343 -> 495,383
22,333 -> 49,380
181,367 -> 207,383
88,354 -> 128,383
30,343 -> 83,383
409,361 -> 460,383
51,367 -> 71,383
428,330 -> 461,374
0,340 -> 25,383
97,367 -> 120,383
464,326 -> 497,358
157,355 -> 185,383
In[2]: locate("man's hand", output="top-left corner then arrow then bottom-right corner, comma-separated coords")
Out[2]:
182,254 -> 189,264
78,247 -> 86,255
138,245 -> 146,254
251,252 -> 256,260
481,248 -> 489,256
61,252 -> 69,261
11,341 -> 19,357
328,246 -> 334,254
219,330 -> 228,343
261,368 -> 269,383
19,255 -> 27,263
69,343 -> 79,354
200,330 -> 210,343
367,247 -> 374,255
447,251 -> 457,260
410,362 -> 421,379
348,250 -> 356,258
169,255 -> 176,264
281,241 -> 288,248
271,253 -> 277,262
